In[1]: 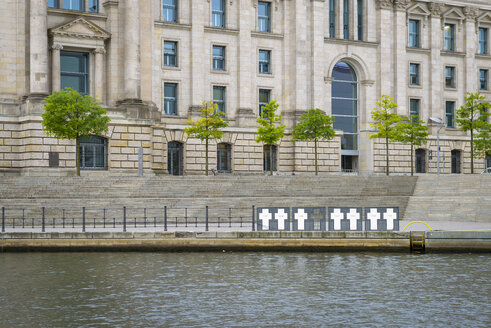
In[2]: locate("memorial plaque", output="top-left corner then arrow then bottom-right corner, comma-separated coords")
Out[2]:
328,207 -> 363,231
256,207 -> 290,231
364,207 -> 399,231
292,207 -> 326,231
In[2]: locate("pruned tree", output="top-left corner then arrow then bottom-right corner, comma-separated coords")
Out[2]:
475,123 -> 491,163
292,108 -> 335,175
256,100 -> 285,175
393,115 -> 430,176
184,101 -> 229,176
369,95 -> 403,176
455,92 -> 491,173
42,88 -> 110,176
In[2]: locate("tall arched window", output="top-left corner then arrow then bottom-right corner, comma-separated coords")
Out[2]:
332,61 -> 358,171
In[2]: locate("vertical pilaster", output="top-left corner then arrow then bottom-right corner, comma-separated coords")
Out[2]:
124,0 -> 141,100
336,0 -> 344,39
29,0 -> 48,95
311,0 -> 325,109
140,0 -> 154,103
393,0 -> 409,114
190,0 -> 206,107
376,0 -> 394,96
429,3 -> 444,121
295,0 -> 308,112
94,48 -> 105,102
352,0 -> 358,40
237,1 -> 253,114
51,44 -> 62,93
103,1 -> 119,106
464,7 -> 479,93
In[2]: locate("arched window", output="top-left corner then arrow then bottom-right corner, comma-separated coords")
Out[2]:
263,145 -> 277,172
451,150 -> 461,174
415,149 -> 426,173
168,141 -> 183,176
217,143 -> 231,173
79,136 -> 107,169
332,61 -> 358,171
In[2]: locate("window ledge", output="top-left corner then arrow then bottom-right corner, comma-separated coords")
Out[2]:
163,66 -> 181,71
251,31 -> 284,40
204,26 -> 239,35
406,47 -> 431,53
476,53 -> 491,59
48,8 -> 106,19
154,21 -> 192,30
211,70 -> 229,75
444,87 -> 457,91
441,50 -> 465,57
325,38 -> 379,47
257,73 -> 274,78
409,84 -> 423,89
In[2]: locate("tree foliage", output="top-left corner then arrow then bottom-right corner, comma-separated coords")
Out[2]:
393,115 -> 430,176
184,101 -> 229,176
369,95 -> 402,176
455,92 -> 491,173
42,88 -> 110,176
292,108 -> 335,175
256,100 -> 285,175
475,123 -> 491,161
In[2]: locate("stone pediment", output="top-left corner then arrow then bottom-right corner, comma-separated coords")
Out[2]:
407,3 -> 430,17
49,17 -> 110,40
477,12 -> 491,24
442,8 -> 465,21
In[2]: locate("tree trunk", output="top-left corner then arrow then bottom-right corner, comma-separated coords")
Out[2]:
205,138 -> 209,176
270,145 -> 273,176
314,139 -> 318,176
410,143 -> 414,176
470,129 -> 474,174
76,136 -> 80,176
386,136 -> 389,176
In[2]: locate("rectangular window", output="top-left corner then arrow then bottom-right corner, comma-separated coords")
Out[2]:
479,28 -> 488,55
357,0 -> 363,41
63,0 -> 84,11
343,0 -> 349,40
258,2 -> 271,32
163,0 -> 177,22
445,66 -> 455,88
213,86 -> 226,115
410,99 -> 420,122
259,89 -> 271,116
480,69 -> 488,90
444,24 -> 455,51
409,20 -> 420,48
409,63 -> 420,86
329,0 -> 335,38
48,0 -> 58,8
212,45 -> 225,71
259,49 -> 271,74
164,83 -> 177,115
88,0 -> 98,12
212,0 -> 225,28
60,51 -> 89,95
446,101 -> 455,128
164,41 -> 177,67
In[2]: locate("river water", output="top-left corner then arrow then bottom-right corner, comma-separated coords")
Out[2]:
0,252 -> 489,328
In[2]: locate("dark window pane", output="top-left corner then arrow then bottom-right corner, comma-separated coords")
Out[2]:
88,0 -> 98,12
332,82 -> 357,99
333,62 -> 356,81
341,134 -> 357,150
333,116 -> 357,134
332,99 -> 357,116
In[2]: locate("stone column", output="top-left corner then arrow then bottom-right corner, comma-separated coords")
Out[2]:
94,48 -> 105,103
352,0 -> 358,40
464,6 -> 479,93
393,0 -> 409,114
237,0 -> 253,117
123,0 -> 141,100
376,0 -> 394,96
30,0 -> 49,96
190,0 -> 206,109
103,0 -> 119,106
51,43 -> 63,93
295,0 -> 308,113
429,2 -> 444,121
311,0 -> 325,110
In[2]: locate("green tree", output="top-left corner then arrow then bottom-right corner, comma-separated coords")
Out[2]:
475,123 -> 491,163
256,100 -> 285,175
42,88 -> 110,176
369,95 -> 402,176
292,108 -> 335,175
455,92 -> 491,173
393,115 -> 430,176
184,101 -> 229,176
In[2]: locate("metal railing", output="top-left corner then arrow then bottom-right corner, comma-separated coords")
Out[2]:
0,206 -> 254,233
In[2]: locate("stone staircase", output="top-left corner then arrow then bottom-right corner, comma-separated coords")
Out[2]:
0,175 -> 489,222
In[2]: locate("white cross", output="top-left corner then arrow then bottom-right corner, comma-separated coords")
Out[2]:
367,208 -> 380,230
331,208 -> 343,231
346,208 -> 360,230
384,208 -> 397,230
259,209 -> 272,230
275,209 -> 288,230
295,209 -> 308,230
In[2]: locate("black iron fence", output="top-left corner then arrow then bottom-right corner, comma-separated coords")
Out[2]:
0,206 -> 255,232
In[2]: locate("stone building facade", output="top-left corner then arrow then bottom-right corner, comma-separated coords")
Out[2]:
0,0 -> 490,176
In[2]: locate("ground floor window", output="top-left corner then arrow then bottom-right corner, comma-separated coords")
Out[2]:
451,150 -> 461,174
217,143 -> 231,173
168,141 -> 183,176
415,149 -> 426,173
341,155 -> 358,172
263,145 -> 277,172
79,136 -> 107,169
